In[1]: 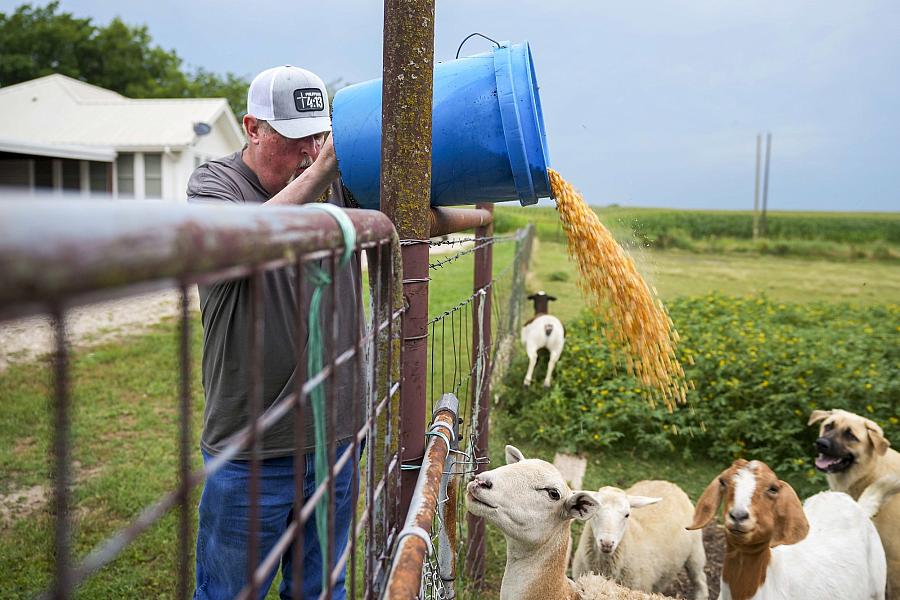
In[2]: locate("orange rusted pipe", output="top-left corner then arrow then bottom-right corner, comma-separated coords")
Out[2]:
429,207 -> 494,238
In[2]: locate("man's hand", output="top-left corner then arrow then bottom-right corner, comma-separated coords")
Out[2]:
265,135 -> 340,206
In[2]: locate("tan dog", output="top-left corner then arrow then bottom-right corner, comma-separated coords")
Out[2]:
809,409 -> 900,598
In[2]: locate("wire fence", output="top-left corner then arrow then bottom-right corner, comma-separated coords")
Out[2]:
0,195 -> 534,599
0,199 -> 405,600
389,223 -> 535,599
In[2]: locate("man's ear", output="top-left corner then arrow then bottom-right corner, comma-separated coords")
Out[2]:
565,491 -> 599,521
505,445 -> 525,464
771,481 -> 809,547
807,410 -> 832,427
243,115 -> 263,145
865,420 -> 890,456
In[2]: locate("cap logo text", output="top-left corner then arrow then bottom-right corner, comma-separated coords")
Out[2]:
294,88 -> 325,112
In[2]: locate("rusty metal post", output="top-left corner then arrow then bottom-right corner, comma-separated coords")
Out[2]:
50,308 -> 72,600
380,0 -> 436,518
465,203 -> 494,584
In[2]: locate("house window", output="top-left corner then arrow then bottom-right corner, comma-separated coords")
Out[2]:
117,154 -> 134,198
0,160 -> 30,187
62,159 -> 80,190
89,161 -> 109,193
34,158 -> 53,188
144,153 -> 162,198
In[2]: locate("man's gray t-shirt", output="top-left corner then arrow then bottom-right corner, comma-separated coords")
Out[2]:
187,150 -> 362,460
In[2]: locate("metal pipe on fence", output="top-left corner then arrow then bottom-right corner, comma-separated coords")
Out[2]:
379,0 -> 436,518
429,207 -> 494,238
384,394 -> 459,598
465,203 -> 494,585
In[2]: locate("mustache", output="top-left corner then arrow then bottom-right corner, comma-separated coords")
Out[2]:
298,156 -> 313,170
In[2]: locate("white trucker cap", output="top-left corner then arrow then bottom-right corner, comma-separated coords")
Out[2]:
247,65 -> 331,139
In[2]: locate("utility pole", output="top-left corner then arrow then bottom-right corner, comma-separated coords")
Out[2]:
761,132 -> 772,237
753,133 -> 761,241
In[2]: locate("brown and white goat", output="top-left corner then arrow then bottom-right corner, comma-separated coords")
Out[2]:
688,458 -> 890,600
522,291 -> 565,387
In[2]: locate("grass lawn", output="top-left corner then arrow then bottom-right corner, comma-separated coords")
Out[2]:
531,239 -> 900,323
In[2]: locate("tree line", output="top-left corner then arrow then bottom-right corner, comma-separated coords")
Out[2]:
0,2 -> 248,117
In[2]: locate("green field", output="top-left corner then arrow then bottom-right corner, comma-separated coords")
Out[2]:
494,205 -> 900,261
2,206 -> 899,597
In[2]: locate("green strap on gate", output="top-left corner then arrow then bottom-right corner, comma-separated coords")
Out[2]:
302,202 -> 356,591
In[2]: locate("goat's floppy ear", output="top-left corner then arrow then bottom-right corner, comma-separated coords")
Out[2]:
505,445 -> 526,464
807,410 -> 832,427
865,420 -> 890,456
687,473 -> 725,530
565,491 -> 599,521
770,480 -> 809,547
628,495 -> 662,509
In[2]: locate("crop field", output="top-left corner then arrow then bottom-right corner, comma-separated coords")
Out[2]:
494,205 -> 900,261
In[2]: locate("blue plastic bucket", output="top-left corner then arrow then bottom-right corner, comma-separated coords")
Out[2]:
332,41 -> 551,210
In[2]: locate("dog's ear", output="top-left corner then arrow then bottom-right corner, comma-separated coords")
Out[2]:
688,470 -> 727,530
865,420 -> 890,456
807,410 -> 832,427
770,480 -> 809,547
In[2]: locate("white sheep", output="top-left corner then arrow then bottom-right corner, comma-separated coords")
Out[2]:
465,445 -> 674,600
572,481 -> 708,600
522,291 -> 565,388
688,458 -> 896,600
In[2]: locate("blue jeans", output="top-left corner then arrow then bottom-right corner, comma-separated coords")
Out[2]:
194,443 -> 357,600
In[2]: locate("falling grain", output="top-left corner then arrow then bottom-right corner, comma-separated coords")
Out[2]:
550,169 -> 686,410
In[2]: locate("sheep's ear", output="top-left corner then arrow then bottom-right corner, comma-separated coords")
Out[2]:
865,420 -> 890,456
505,445 -> 526,464
687,472 -> 726,530
628,495 -> 662,509
771,480 -> 809,547
807,410 -> 832,426
526,294 -> 536,300
565,491 -> 599,521
547,295 -> 557,302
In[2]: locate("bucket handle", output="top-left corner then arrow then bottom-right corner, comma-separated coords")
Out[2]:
455,32 -> 502,59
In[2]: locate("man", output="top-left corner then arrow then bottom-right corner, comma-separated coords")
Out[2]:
187,65 -> 361,600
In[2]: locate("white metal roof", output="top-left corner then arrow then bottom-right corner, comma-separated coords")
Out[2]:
0,74 -> 243,155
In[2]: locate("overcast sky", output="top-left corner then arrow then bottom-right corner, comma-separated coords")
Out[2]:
5,1 -> 898,211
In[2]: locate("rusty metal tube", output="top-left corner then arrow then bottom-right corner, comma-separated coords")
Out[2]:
384,393 -> 458,598
380,0 -> 436,520
0,199 -> 397,319
429,207 -> 494,238
465,203 -> 494,585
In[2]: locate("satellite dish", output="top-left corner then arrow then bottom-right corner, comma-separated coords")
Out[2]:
193,122 -> 212,136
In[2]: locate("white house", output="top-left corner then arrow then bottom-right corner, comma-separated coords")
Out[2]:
0,74 -> 244,200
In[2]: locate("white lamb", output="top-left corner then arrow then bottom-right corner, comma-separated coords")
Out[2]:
688,458 -> 897,600
522,291 -> 565,388
572,482 -> 708,600
465,445 -> 674,600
